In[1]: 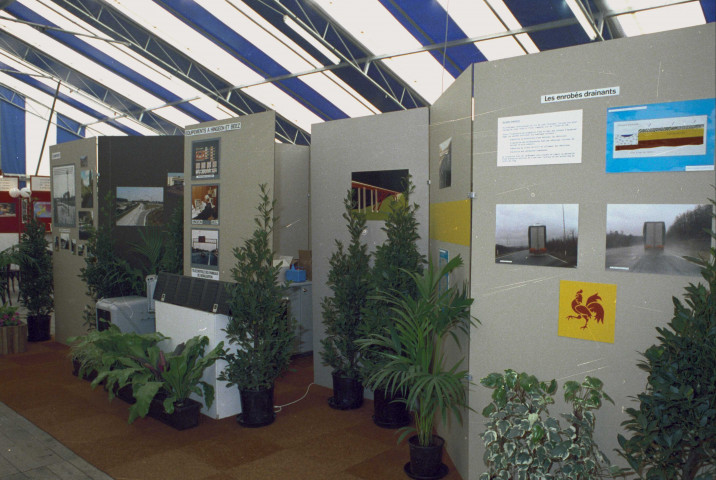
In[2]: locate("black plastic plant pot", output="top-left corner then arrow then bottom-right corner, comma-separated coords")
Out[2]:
148,397 -> 201,431
328,372 -> 363,410
238,385 -> 275,428
404,435 -> 448,480
373,387 -> 411,429
27,314 -> 51,342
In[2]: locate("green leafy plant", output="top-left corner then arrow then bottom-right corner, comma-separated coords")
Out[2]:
84,325 -> 221,423
480,370 -> 623,480
79,193 -> 142,329
130,228 -> 166,278
218,184 -> 295,392
359,177 -> 425,384
358,256 -> 476,446
616,201 -> 716,480
18,215 -> 53,318
321,190 -> 373,380
0,304 -> 21,327
161,202 -> 183,275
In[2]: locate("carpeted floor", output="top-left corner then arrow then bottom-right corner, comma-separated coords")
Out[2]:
0,341 -> 463,480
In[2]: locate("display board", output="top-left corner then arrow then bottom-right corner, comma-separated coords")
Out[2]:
427,65 -> 474,476
467,24 -> 715,476
310,108 -> 430,388
51,136 -> 184,343
183,111 -> 309,282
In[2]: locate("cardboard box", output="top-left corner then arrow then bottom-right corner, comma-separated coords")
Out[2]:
298,250 -> 312,280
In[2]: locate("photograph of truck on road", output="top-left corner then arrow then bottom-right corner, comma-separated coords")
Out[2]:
605,204 -> 709,276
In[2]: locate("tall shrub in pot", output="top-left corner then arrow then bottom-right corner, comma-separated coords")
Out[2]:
360,178 -> 425,427
321,190 -> 373,410
18,215 -> 53,342
616,203 -> 716,480
218,184 -> 296,427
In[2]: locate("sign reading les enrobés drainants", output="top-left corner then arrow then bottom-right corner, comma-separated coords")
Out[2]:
542,87 -> 620,104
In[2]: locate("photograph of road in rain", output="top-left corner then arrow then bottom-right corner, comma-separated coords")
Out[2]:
495,204 -> 579,268
605,204 -> 709,276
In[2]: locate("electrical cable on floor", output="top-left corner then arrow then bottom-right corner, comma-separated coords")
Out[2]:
274,382 -> 316,413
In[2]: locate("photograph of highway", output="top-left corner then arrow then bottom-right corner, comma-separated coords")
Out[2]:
605,204 -> 709,276
115,186 -> 164,226
191,229 -> 218,268
495,204 -> 579,268
52,164 -> 76,227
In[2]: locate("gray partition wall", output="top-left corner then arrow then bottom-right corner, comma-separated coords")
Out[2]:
183,111 -> 309,282
468,24 -> 715,476
310,108 -> 430,388
50,137 -> 97,343
51,136 -> 184,343
428,66 -> 474,478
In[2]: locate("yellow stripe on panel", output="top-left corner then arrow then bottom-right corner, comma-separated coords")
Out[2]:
429,199 -> 471,246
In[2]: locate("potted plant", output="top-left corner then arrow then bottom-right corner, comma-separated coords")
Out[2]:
358,256 -> 476,479
480,371 -> 624,479
360,178 -> 425,427
0,304 -> 27,355
321,190 -> 373,410
90,327 -> 222,429
17,216 -> 53,341
616,205 -> 716,480
218,184 -> 296,427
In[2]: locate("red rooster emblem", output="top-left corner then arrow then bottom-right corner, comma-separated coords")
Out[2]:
567,289 -> 604,330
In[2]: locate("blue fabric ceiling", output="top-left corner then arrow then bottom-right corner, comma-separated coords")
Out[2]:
0,0 -> 713,145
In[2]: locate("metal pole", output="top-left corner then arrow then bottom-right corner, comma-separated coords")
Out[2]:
35,80 -> 61,176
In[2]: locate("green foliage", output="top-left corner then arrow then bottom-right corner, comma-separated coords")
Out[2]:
84,326 -> 222,423
161,202 -> 184,275
360,178 -> 425,384
358,256 -> 476,447
130,228 -> 165,277
218,184 -> 295,392
321,190 -> 373,379
0,304 -> 21,326
480,370 -> 623,480
617,200 -> 716,480
79,194 -> 142,327
18,215 -> 54,317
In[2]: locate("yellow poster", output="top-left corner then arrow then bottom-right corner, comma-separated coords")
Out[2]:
558,280 -> 617,343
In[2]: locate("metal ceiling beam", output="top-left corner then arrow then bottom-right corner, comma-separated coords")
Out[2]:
52,0 -> 310,143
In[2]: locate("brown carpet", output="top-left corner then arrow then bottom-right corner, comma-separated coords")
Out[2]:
0,341 -> 463,480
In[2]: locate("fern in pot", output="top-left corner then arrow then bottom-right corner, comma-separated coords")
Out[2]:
358,256 -> 477,479
321,190 -> 373,410
218,184 -> 296,427
359,177 -> 425,427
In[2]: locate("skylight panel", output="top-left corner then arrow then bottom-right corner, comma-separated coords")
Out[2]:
0,13 -> 195,128
312,0 -> 452,103
196,0 -> 379,117
438,0 -> 538,59
609,1 -> 706,36
0,70 -> 128,136
106,0 -> 324,131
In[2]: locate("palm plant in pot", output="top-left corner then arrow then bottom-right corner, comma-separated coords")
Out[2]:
18,215 -> 53,342
358,256 -> 476,479
321,190 -> 373,410
218,184 -> 296,427
360,178 -> 425,427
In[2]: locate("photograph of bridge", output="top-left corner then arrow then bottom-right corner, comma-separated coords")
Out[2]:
351,169 -> 409,221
